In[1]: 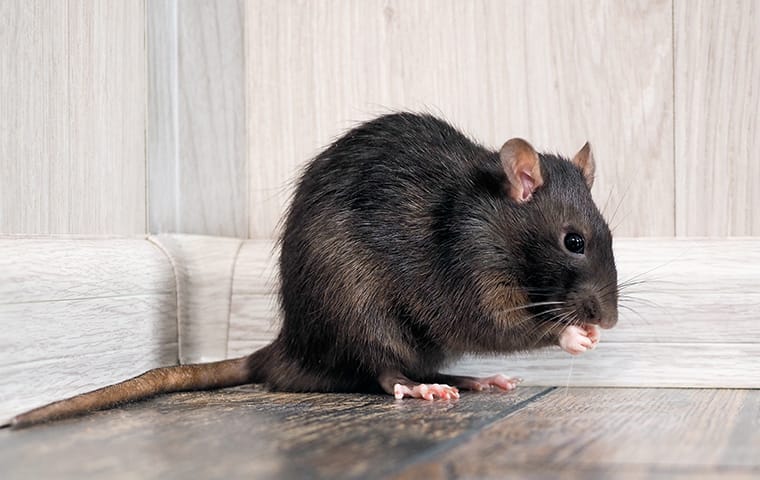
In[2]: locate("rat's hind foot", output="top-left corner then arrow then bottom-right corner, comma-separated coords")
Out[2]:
393,382 -> 460,400
432,373 -> 523,392
378,371 -> 460,401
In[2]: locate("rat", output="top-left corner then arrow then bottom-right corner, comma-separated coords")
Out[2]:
4,112 -> 617,429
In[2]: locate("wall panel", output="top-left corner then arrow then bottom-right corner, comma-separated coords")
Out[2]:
0,1 -> 69,233
0,0 -> 146,235
68,0 -> 146,234
246,0 -> 674,239
675,0 -> 760,236
148,0 -> 248,237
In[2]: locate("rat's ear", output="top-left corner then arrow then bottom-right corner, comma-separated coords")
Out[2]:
571,142 -> 595,189
499,138 -> 544,203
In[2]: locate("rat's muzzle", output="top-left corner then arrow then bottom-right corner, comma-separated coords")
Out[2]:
571,288 -> 618,329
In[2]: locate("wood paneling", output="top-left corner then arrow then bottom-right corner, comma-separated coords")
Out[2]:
449,343 -> 760,388
228,239 -> 279,357
0,0 -> 146,235
0,1 -> 69,233
148,0 -> 248,237
225,238 -> 760,387
246,0 -> 674,238
67,0 -> 146,234
675,0 -> 760,236
146,0 -> 180,234
150,234 -> 244,363
0,237 -> 178,421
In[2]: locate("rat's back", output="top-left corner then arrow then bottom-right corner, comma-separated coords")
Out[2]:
276,113 -> 488,391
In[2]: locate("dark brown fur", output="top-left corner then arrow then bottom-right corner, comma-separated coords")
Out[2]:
5,113 -> 617,429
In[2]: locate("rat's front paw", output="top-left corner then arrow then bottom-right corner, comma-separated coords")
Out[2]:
558,324 -> 599,355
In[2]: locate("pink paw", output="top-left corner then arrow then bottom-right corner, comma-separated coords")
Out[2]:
559,324 -> 600,355
461,374 -> 523,392
393,383 -> 460,401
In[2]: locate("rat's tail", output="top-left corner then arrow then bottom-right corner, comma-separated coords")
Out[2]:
3,344 -> 275,430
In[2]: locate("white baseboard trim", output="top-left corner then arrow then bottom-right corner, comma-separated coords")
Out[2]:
229,237 -> 760,388
0,236 -> 178,420
2,235 -> 758,419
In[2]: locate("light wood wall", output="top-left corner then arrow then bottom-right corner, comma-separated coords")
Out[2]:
1,0 -> 757,238
246,0 -> 675,238
147,0 -> 248,237
0,0 -> 146,235
675,0 -> 760,236
245,0 -> 759,239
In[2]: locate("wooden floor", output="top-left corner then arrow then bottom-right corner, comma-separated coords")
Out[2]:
1,386 -> 758,479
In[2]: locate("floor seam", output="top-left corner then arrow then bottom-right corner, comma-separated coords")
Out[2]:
382,387 -> 557,478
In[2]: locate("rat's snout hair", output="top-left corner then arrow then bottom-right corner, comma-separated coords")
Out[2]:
569,284 -> 618,330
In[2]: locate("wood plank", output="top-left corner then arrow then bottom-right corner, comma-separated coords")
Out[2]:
0,348 -> 178,425
448,342 -> 760,388
226,238 -> 760,386
0,237 -> 178,420
228,293 -> 279,358
394,388 -> 760,478
0,0 -> 69,233
396,463 -> 760,479
0,237 -> 175,301
0,295 -> 176,365
246,0 -> 674,238
229,240 -> 278,295
227,240 -> 279,356
675,0 -> 760,236
146,0 -> 180,233
67,0 -> 146,234
149,234 -> 243,363
226,238 -> 760,348
0,385 -> 548,479
147,0 -> 248,237
614,238 -> 760,294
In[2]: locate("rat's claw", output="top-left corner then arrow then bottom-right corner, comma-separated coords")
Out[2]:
393,383 -> 459,401
393,383 -> 411,400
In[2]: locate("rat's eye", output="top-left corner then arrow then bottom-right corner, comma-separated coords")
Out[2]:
563,232 -> 585,254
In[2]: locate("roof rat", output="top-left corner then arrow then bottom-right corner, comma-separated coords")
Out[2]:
4,112 -> 617,428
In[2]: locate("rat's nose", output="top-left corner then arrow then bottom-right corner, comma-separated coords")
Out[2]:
599,315 -> 617,329
579,297 -> 601,324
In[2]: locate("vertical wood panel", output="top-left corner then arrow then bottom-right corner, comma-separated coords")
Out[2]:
0,0 -> 146,235
675,0 -> 760,236
68,0 -> 146,234
148,0 -> 248,237
0,1 -> 69,233
147,0 -> 180,233
246,0 -> 674,239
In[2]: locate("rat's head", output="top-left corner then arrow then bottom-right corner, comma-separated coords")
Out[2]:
496,138 -> 618,330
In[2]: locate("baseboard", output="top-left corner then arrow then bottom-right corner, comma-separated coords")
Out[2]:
228,237 -> 760,388
2,235 -> 758,419
0,236 -> 178,420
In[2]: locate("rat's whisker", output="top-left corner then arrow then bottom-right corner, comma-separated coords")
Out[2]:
619,304 -> 652,327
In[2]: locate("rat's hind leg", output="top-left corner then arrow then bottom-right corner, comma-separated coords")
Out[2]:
378,370 -> 460,400
428,373 -> 523,392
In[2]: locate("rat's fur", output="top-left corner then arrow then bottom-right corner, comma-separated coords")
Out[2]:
6,112 -> 617,429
